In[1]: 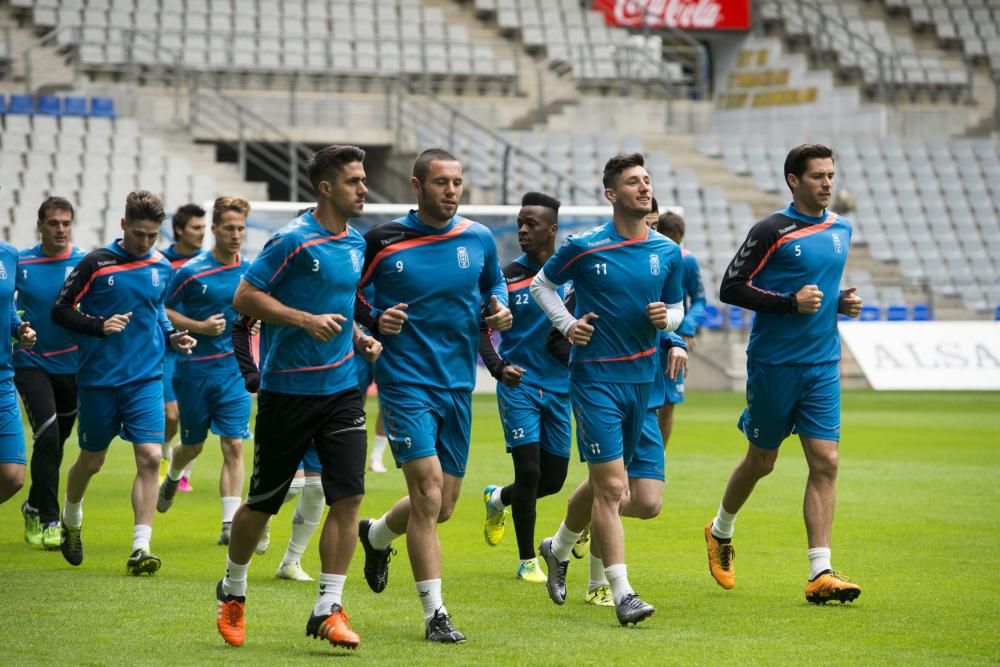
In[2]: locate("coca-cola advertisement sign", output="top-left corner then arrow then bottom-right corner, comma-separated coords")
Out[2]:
592,0 -> 750,31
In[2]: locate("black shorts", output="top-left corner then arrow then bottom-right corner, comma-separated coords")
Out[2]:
246,388 -> 366,514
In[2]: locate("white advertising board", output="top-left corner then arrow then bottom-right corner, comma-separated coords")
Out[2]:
839,322 -> 1000,390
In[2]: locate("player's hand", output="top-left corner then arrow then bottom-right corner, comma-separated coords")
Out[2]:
499,364 -> 525,388
647,301 -> 668,329
839,287 -> 863,318
244,371 -> 260,394
250,319 -> 262,336
568,312 -> 598,346
169,330 -> 197,355
102,312 -> 132,335
304,313 -> 346,341
795,285 -> 823,314
357,333 -> 382,363
681,335 -> 697,350
17,322 -> 37,350
484,296 -> 513,332
666,347 -> 688,381
199,313 -> 227,337
378,303 -> 408,336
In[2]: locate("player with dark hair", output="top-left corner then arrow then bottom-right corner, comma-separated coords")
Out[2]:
356,148 -> 510,643
214,145 -> 381,651
479,191 -> 570,584
530,153 -> 684,626
157,196 -> 252,547
52,190 -> 197,574
654,209 -> 705,446
160,202 -> 207,491
704,144 -> 863,604
16,197 -> 85,548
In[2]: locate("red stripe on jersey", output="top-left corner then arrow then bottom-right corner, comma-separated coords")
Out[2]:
270,349 -> 355,374
506,277 -> 533,292
18,246 -> 76,264
168,256 -> 242,302
748,213 -> 837,280
170,255 -> 197,269
558,228 -> 650,274
269,230 -> 349,284
16,345 -> 78,358
576,346 -> 656,364
72,253 -> 164,306
360,220 -> 473,286
178,351 -> 234,363
681,248 -> 692,258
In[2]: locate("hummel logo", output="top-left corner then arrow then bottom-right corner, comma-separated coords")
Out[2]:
97,260 -> 115,267
381,234 -> 405,246
778,224 -> 796,234
587,238 -> 611,247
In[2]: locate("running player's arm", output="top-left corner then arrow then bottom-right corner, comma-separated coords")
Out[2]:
231,312 -> 261,391
660,331 -> 688,380
158,276 -> 194,353
544,291 -> 576,367
478,230 -> 511,331
477,315 -> 509,378
51,253 -> 111,337
678,254 -> 706,337
163,264 -> 206,335
719,221 -> 798,313
355,227 -> 407,336
531,239 -> 579,336
655,244 -> 686,332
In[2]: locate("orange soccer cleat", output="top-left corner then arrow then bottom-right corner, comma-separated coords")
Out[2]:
216,580 -> 246,647
805,570 -> 861,605
704,521 -> 736,590
306,605 -> 360,649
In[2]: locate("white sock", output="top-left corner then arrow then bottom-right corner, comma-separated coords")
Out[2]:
313,573 -> 346,615
368,514 -> 401,551
167,459 -> 184,481
604,563 -> 634,606
589,554 -> 608,590
62,497 -> 83,528
551,522 -> 582,562
221,496 -> 241,524
712,503 -> 737,540
132,524 -> 152,552
281,478 -> 325,567
370,434 -> 388,460
223,555 -> 251,597
283,476 -> 305,504
808,547 -> 832,580
182,460 -> 194,478
415,579 -> 445,622
160,442 -> 172,461
489,486 -> 505,512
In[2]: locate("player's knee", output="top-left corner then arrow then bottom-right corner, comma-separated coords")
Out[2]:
219,441 -> 241,462
77,451 -> 107,476
515,461 -> 541,489
593,476 -> 628,505
745,450 -> 778,477
809,448 -> 839,479
0,468 -> 25,502
410,481 -> 443,518
134,448 -> 161,474
537,470 -> 567,498
630,498 -> 661,520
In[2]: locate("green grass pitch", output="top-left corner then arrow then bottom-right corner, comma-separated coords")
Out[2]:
0,391 -> 997,665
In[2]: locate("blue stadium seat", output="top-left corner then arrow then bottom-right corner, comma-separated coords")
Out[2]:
89,97 -> 116,118
37,95 -> 60,116
63,97 -> 87,116
728,306 -> 749,329
912,304 -> 931,321
9,94 -> 33,115
886,305 -> 908,321
699,304 -> 723,331
0,96 -> 5,115
859,305 -> 881,321
995,304 -> 1000,321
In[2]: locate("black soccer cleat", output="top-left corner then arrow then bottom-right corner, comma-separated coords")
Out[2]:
538,537 -> 569,605
60,523 -> 83,566
358,518 -> 395,593
157,477 -> 179,513
425,609 -> 465,643
126,548 -> 161,576
615,593 -> 655,626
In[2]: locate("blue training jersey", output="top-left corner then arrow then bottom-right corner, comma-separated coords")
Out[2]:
161,243 -> 202,272
720,204 -> 851,365
242,210 -> 366,396
0,243 -> 24,383
359,210 -> 507,392
676,249 -> 707,338
51,240 -> 173,388
540,222 -> 683,384
165,252 -> 248,377
14,244 -> 86,374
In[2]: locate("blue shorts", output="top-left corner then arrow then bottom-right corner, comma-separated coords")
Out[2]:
497,383 -> 571,458
0,380 -> 26,464
77,378 -> 165,451
173,371 -> 252,445
663,370 -> 685,405
627,408 -> 665,481
738,361 -> 841,449
355,356 -> 373,394
162,354 -> 176,403
299,442 -> 321,473
571,381 -> 650,465
379,383 -> 472,477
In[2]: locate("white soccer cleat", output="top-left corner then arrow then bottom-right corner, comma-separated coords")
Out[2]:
276,560 -> 313,581
255,518 -> 271,555
368,458 -> 387,473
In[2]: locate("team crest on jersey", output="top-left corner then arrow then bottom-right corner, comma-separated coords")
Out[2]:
349,249 -> 361,273
0,261 -> 6,280
832,233 -> 843,254
151,268 -> 160,286
649,254 -> 660,276
457,246 -> 470,269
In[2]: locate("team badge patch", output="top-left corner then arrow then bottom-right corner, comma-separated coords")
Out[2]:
649,254 -> 660,276
151,268 -> 160,286
350,249 -> 361,273
457,246 -> 470,269
0,261 -> 6,280
832,233 -> 843,254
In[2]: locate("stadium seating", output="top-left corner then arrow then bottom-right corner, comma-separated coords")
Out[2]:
887,0 -> 1000,81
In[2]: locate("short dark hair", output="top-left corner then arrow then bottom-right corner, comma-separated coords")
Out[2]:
650,196 -> 659,214
521,191 -> 561,212
657,210 -> 685,239
172,203 -> 206,236
308,145 -> 366,191
37,196 -> 74,222
413,148 -> 459,184
124,190 -> 165,224
602,152 -> 645,189
783,144 -> 834,192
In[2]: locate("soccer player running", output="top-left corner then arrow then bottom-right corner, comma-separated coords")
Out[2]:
214,146 -> 380,651
655,210 -> 705,446
356,149 -> 511,643
159,204 -> 206,491
157,197 -> 252,546
15,197 -> 85,548
52,191 -> 196,574
478,192 -> 570,584
704,144 -> 863,604
530,153 -> 684,626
